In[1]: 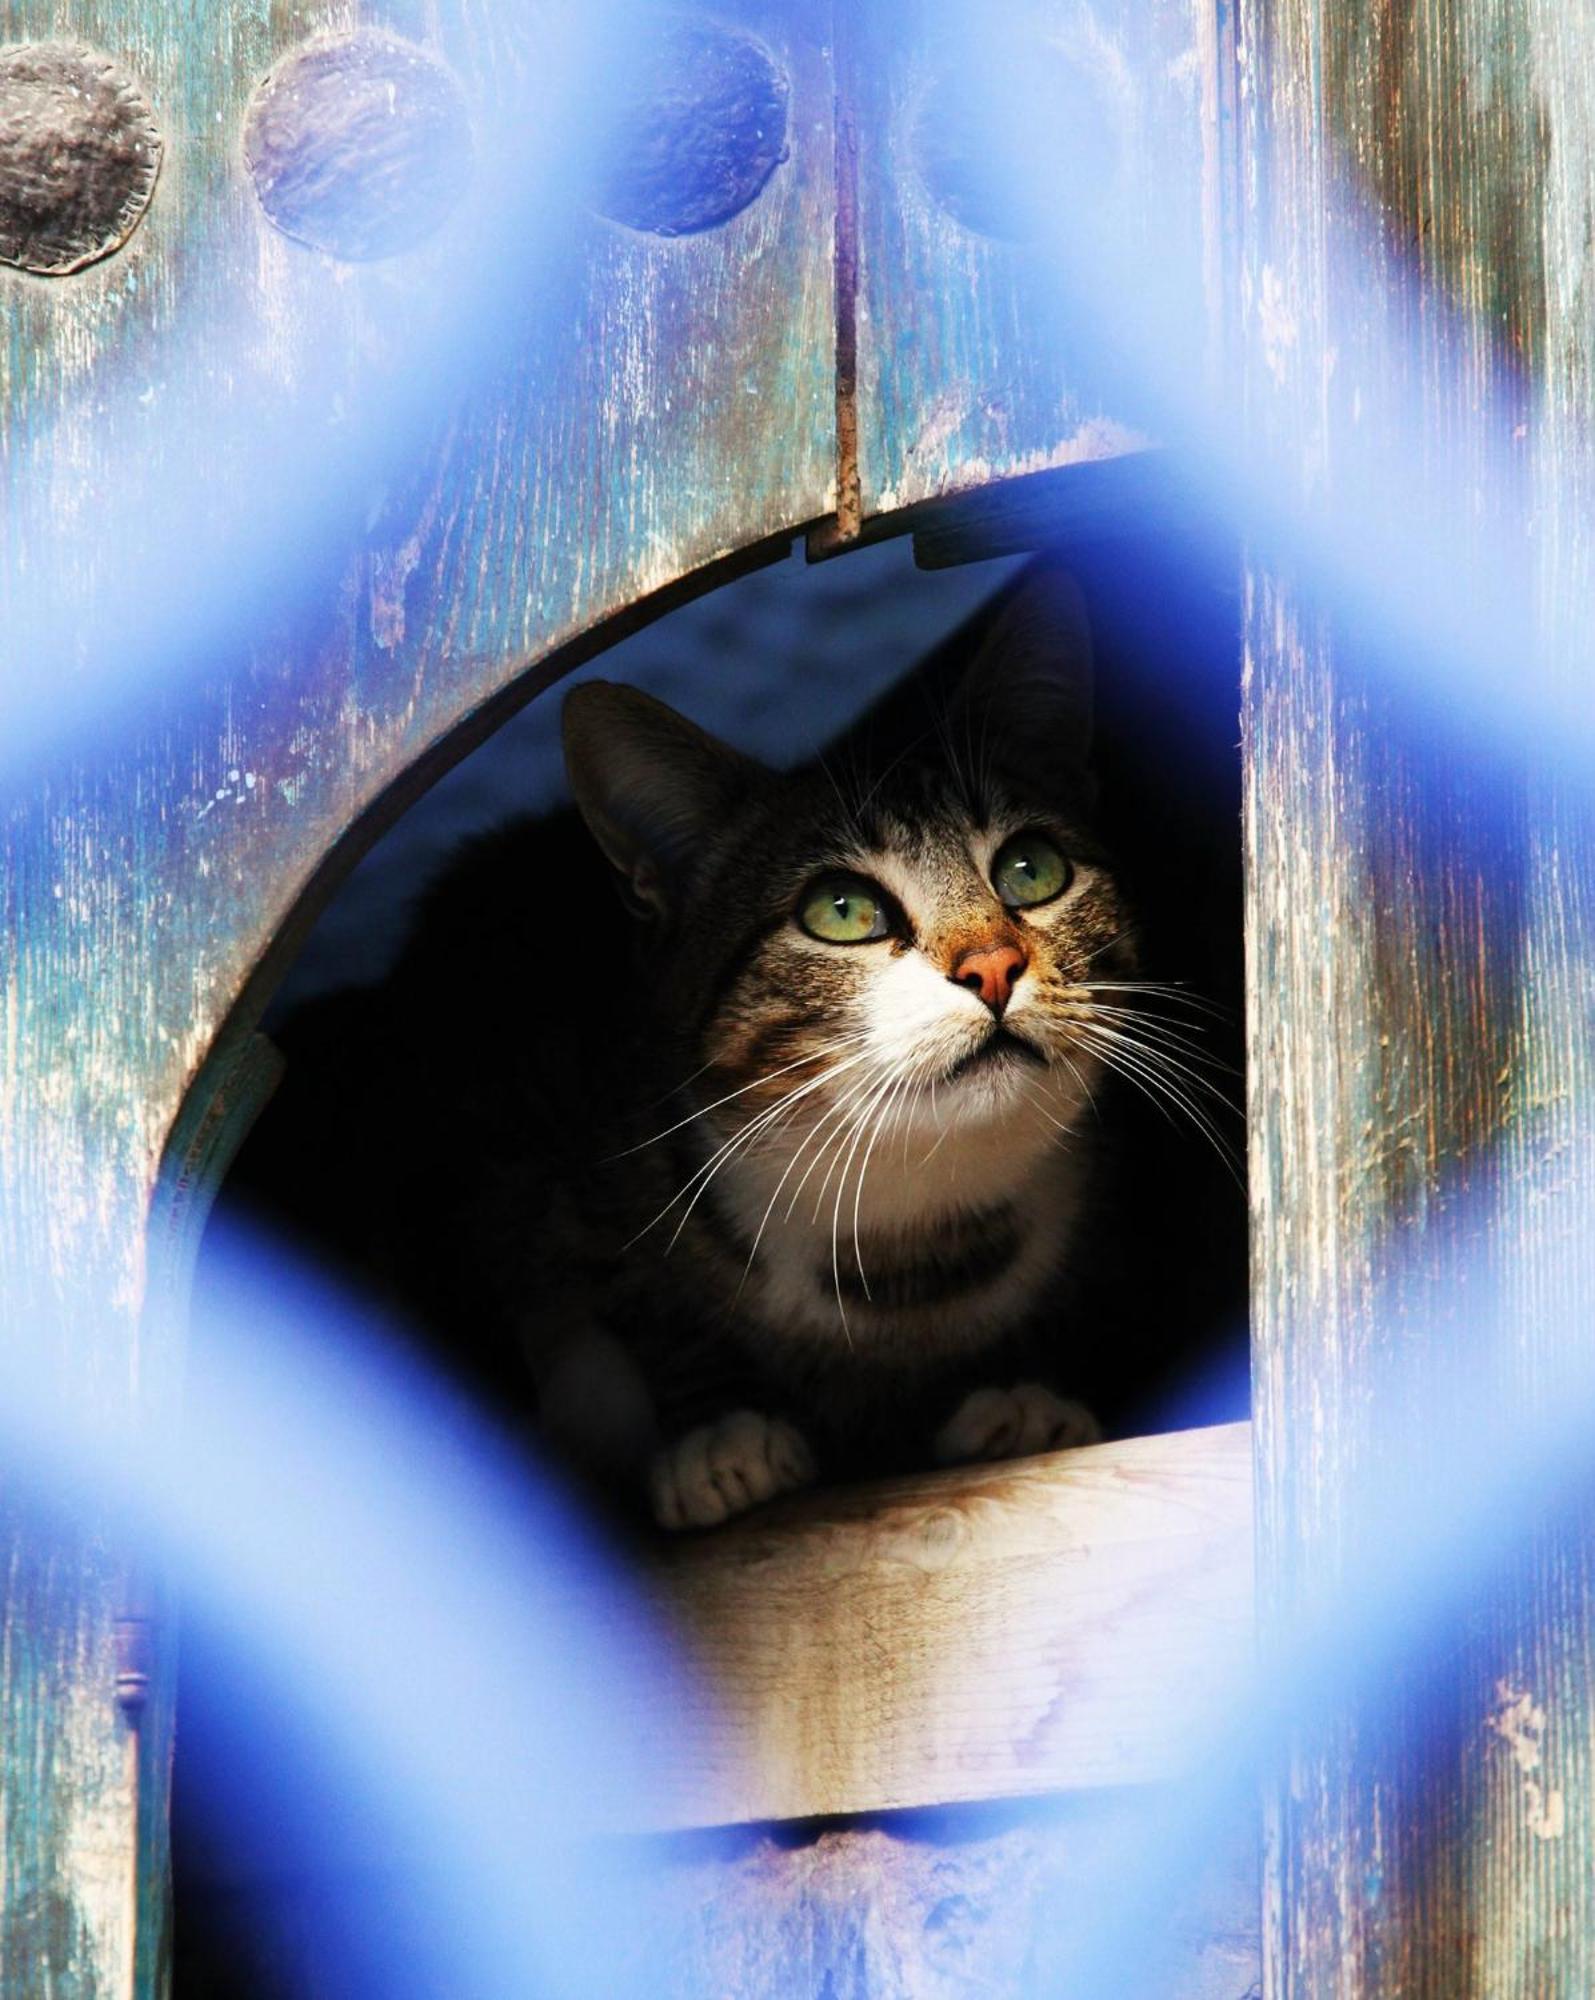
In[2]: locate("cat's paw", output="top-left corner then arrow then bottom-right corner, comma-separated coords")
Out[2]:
933,1383 -> 1102,1466
649,1411 -> 816,1531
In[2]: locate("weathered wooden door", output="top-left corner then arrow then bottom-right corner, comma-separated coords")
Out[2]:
5,0 -> 1593,1992
2,3 -> 839,1986
1239,0 -> 1595,1989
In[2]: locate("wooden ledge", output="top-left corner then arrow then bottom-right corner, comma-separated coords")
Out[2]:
636,1421 -> 1254,1831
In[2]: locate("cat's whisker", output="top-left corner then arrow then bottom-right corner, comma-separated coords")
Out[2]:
1082,979 -> 1231,1022
848,733 -> 921,822
643,1103 -> 801,1253
736,1055 -> 897,1292
1069,1021 -> 1245,1186
1072,1038 -> 1239,1182
1078,924 -> 1141,975
814,747 -> 866,843
780,1053 -> 907,1330
1021,1086 -> 1076,1140
1069,1002 -> 1237,1075
785,1060 -> 895,1227
1054,1046 -> 1100,1121
662,1079 -> 860,1258
830,1090 -> 897,1326
895,1065 -> 923,1172
819,1061 -> 908,1306
849,1059 -> 925,1302
639,1053 -> 718,1115
625,1046 -> 877,1251
1076,1016 -> 1240,1113
833,1081 -> 896,1308
614,1031 -> 873,1159
787,1064 -> 899,1232
900,1056 -> 933,1160
679,1044 -> 874,1176
1082,998 -> 1220,1038
915,1057 -> 959,1164
1071,1019 -> 1235,1131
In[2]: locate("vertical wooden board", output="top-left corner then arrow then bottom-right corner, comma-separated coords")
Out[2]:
843,0 -> 1222,530
3,0 -> 836,1214
1,3 -> 835,1991
0,1520 -> 134,1997
1238,0 -> 1595,1990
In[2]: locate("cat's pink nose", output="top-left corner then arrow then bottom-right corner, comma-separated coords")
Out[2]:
951,943 -> 1028,1016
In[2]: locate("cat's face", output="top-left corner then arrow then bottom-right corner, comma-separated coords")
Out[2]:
564,562 -> 1134,1189
694,767 -> 1131,1158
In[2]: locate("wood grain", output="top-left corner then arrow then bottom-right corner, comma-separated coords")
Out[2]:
1,2 -> 1238,1987
832,0 -> 1221,537
175,1788 -> 1262,1998
615,1795 -> 1260,1998
170,1433 -> 1259,1992
1238,0 -> 1595,1990
637,1422 -> 1253,1832
0,3 -> 834,1989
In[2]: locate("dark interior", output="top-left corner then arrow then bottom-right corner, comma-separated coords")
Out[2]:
173,506 -> 1246,1997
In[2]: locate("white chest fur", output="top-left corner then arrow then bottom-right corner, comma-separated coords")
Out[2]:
710,1093 -> 1089,1355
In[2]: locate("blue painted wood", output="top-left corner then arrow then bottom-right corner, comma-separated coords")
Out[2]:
839,0 -> 1220,533
1239,0 -> 1595,1989
0,3 -> 835,1988
3,1 -> 1233,1992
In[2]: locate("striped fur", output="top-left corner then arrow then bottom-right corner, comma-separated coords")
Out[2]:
337,567 -> 1157,1525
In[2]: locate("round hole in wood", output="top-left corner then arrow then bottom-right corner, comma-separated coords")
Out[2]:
243,28 -> 473,263
0,42 -> 162,276
590,16 -> 789,238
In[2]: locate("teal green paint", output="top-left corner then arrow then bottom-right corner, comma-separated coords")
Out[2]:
1,2 -> 833,1990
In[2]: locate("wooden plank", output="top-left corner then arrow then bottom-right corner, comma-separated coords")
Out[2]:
1238,0 -> 1595,1989
166,1430 -> 1257,1990
620,1794 -> 1261,1999
638,1423 -> 1253,1832
0,4 -> 836,1989
175,1785 -> 1262,1998
831,0 -> 1222,540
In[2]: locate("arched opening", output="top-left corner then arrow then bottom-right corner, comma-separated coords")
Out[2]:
166,492 -> 1247,1996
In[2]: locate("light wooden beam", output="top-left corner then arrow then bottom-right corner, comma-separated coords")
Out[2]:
635,1421 -> 1253,1832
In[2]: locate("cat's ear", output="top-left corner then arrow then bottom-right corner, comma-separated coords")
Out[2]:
953,561 -> 1094,775
563,681 -> 758,917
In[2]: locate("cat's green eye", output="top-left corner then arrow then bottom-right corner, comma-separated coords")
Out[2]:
991,832 -> 1071,910
798,874 -> 889,944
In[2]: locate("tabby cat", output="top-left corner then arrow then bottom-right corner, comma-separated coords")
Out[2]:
259,564 -> 1153,1529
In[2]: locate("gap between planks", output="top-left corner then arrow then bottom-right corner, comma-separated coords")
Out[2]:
620,1421 -> 1254,1833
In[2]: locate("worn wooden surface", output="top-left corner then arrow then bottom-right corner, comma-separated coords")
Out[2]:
0,1 -> 1238,1989
827,0 -> 1221,541
630,1805 -> 1260,2000
1239,0 -> 1595,1990
1,3 -> 835,1990
171,1433 -> 1258,1994
641,1423 -> 1253,1833
178,1799 -> 1262,1999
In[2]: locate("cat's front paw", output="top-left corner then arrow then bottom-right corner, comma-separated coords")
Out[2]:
649,1411 -> 816,1531
933,1383 -> 1101,1467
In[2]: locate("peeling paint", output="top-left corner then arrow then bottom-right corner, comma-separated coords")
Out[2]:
4,5 -> 839,1984
1257,264 -> 1298,386
1487,1679 -> 1567,1841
